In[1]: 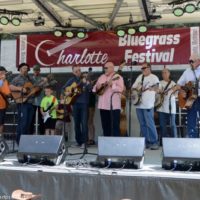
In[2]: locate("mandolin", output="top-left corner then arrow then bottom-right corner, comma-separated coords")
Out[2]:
178,81 -> 197,109
96,76 -> 120,96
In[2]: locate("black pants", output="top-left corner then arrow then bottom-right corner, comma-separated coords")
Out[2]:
100,109 -> 120,136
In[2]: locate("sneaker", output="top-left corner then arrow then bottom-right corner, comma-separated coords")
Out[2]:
150,143 -> 159,150
145,143 -> 151,149
87,140 -> 95,145
80,144 -> 85,149
70,143 -> 81,148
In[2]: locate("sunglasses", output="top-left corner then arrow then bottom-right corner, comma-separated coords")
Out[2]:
141,67 -> 149,70
189,60 -> 194,64
104,67 -> 108,70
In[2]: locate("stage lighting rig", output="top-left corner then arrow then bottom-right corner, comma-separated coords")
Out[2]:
0,9 -> 28,26
53,18 -> 87,38
115,20 -> 148,37
170,0 -> 200,17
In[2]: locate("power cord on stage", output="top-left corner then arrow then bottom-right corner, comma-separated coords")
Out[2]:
187,163 -> 193,172
171,160 -> 178,171
104,158 -> 112,169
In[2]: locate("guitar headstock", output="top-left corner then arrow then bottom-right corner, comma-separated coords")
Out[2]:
118,60 -> 126,70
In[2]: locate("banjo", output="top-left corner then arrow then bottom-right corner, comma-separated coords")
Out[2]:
131,84 -> 159,105
155,85 -> 176,109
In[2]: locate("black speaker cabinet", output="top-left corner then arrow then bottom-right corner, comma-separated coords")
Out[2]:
17,135 -> 66,165
0,139 -> 8,161
97,136 -> 145,169
162,138 -> 200,170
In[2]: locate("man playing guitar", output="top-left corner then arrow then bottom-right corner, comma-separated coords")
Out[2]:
9,63 -> 35,144
0,66 -> 11,138
157,68 -> 177,138
93,61 -> 124,137
62,66 -> 91,148
176,54 -> 200,138
132,62 -> 159,150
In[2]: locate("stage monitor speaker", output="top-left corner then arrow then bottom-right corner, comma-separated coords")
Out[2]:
162,138 -> 200,170
17,135 -> 66,166
0,139 -> 8,161
97,136 -> 145,169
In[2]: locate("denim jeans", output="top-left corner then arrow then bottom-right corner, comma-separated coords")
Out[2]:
136,108 -> 158,145
187,98 -> 200,138
100,109 -> 120,136
16,103 -> 34,144
158,112 -> 177,138
72,103 -> 89,145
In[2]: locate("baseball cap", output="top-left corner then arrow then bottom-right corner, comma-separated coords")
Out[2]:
33,64 -> 41,71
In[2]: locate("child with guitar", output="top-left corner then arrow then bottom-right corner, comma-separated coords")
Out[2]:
40,86 -> 58,135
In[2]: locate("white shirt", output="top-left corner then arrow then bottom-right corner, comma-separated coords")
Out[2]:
157,80 -> 176,114
177,65 -> 200,96
177,66 -> 200,85
132,73 -> 159,109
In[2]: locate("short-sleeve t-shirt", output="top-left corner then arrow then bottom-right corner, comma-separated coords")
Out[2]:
40,95 -> 58,119
0,80 -> 11,109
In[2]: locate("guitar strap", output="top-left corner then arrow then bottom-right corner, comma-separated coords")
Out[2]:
140,75 -> 144,91
191,68 -> 199,94
43,96 -> 56,112
163,80 -> 171,92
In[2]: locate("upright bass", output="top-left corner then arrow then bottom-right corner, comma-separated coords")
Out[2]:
117,61 -> 127,136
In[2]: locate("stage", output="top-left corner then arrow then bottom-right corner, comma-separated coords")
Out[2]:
0,145 -> 200,200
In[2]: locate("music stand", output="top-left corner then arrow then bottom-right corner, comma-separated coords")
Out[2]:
128,62 -> 135,137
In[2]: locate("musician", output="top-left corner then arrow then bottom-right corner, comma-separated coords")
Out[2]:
132,62 -> 159,150
176,54 -> 200,138
30,64 -> 45,135
9,63 -> 34,144
157,68 -> 177,138
93,61 -> 124,137
0,66 -> 11,138
40,86 -> 58,135
62,66 -> 91,148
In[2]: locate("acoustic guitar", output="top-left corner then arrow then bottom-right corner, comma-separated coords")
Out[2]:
178,81 -> 197,109
11,82 -> 41,103
64,82 -> 82,105
64,78 -> 97,105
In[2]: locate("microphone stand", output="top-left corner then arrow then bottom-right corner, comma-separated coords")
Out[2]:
128,62 -> 133,137
110,91 -> 122,136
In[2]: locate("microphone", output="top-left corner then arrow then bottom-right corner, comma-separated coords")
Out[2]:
131,61 -> 138,65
